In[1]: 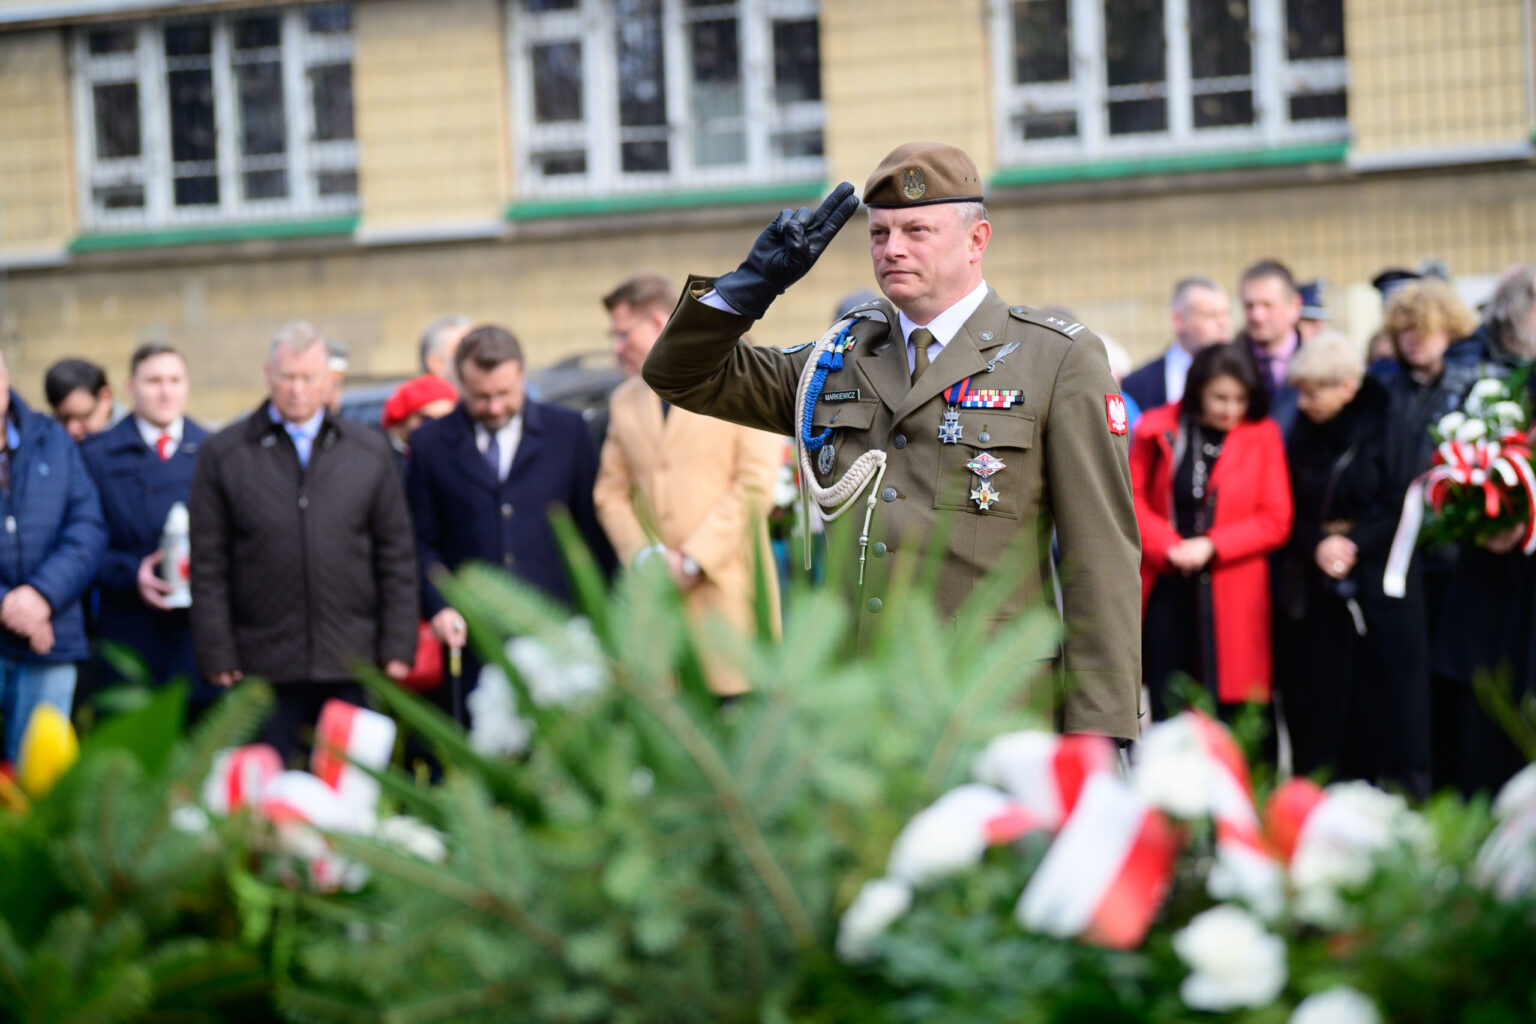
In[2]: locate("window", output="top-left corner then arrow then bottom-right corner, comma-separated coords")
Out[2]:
73,3 -> 357,231
509,0 -> 824,198
991,0 -> 1347,166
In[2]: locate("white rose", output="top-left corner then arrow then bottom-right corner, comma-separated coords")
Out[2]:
1465,378 -> 1508,415
1454,417 -> 1488,443
1290,782 -> 1432,927
1474,807 -> 1536,901
1491,400 -> 1527,430
506,617 -> 608,707
1435,411 -> 1466,438
376,815 -> 449,864
1207,842 -> 1287,920
1493,763 -> 1536,819
1289,986 -> 1383,1024
1133,715 -> 1212,819
467,663 -> 533,758
886,784 -> 1014,885
1174,905 -> 1288,1011
835,878 -> 912,962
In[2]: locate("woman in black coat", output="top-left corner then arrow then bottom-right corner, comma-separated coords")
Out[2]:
1277,332 -> 1430,798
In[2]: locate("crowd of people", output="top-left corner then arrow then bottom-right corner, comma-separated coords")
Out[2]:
0,183 -> 1533,800
1127,259 -> 1536,798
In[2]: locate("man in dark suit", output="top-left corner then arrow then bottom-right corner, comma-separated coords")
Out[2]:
405,326 -> 614,719
80,344 -> 212,711
1122,276 -> 1231,413
1236,259 -> 1305,436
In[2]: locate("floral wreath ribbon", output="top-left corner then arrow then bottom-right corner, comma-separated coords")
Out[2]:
1383,431 -> 1536,598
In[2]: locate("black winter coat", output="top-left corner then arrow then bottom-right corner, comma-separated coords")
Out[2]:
188,403 -> 418,684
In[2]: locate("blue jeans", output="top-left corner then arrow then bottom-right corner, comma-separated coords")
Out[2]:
0,658 -> 76,763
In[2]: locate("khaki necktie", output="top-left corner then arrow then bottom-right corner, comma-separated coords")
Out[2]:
910,327 -> 934,385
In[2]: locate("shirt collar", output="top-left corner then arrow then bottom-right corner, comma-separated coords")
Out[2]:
898,279 -> 991,349
475,413 -> 522,441
1166,344 -> 1194,374
269,404 -> 324,439
135,415 -> 184,449
4,419 -> 17,452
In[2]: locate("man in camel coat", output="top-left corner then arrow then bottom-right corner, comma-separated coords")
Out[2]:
594,273 -> 784,695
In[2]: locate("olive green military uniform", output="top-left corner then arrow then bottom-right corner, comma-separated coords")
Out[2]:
641,145 -> 1141,740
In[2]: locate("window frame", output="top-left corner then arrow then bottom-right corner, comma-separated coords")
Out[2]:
507,0 -> 825,199
70,3 -> 359,233
988,0 -> 1348,169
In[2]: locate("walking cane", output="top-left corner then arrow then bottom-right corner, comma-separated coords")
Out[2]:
449,645 -> 464,725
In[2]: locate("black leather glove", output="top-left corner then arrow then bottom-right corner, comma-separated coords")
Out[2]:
712,181 -> 860,320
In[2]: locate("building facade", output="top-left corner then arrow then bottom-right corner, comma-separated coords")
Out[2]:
1,0 -> 1533,419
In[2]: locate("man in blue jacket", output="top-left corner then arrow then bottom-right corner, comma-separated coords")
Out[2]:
0,352 -> 107,762
405,325 -> 614,721
81,344 -> 212,712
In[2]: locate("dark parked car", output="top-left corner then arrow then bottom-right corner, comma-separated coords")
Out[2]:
336,352 -> 624,445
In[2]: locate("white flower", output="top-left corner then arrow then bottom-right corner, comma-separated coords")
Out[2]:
1289,986 -> 1383,1024
467,663 -> 533,758
1465,378 -> 1509,415
506,617 -> 608,706
1173,905 -> 1288,1011
1435,411 -> 1466,438
771,457 -> 798,509
1474,806 -> 1536,901
1491,400 -> 1527,431
629,767 -> 655,798
171,804 -> 210,834
1493,763 -> 1536,819
1454,417 -> 1488,443
1132,715 -> 1212,818
971,730 -> 1078,828
376,815 -> 448,864
835,878 -> 912,962
1207,842 -> 1287,920
886,784 -> 1014,886
1290,782 -> 1432,926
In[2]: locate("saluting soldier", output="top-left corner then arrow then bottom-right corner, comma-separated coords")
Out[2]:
642,142 -> 1141,740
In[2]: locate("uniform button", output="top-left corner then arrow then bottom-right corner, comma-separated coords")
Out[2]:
881,487 -> 897,502
501,503 -> 514,518
893,434 -> 907,449
979,331 -> 994,342
867,598 -> 883,613
978,431 -> 991,443
872,542 -> 887,557
1011,306 -> 1025,314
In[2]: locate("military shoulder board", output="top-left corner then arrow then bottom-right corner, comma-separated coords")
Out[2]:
1010,304 -> 1089,338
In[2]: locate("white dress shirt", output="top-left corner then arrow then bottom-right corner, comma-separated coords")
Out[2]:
899,279 -> 991,373
136,415 -> 185,459
1164,344 -> 1194,405
475,415 -> 522,481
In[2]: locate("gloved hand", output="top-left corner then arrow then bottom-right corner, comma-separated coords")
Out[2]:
712,181 -> 860,320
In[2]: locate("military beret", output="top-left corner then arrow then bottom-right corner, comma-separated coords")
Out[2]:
862,142 -> 985,208
1298,279 -> 1328,320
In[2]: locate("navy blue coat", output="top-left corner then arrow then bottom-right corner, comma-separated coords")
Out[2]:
1121,353 -> 1170,413
405,401 -> 615,617
0,394 -> 107,663
81,415 -> 212,695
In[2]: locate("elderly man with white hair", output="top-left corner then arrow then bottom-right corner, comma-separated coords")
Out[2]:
189,322 -> 418,761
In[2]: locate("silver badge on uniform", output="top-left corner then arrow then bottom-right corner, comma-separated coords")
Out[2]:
818,443 -> 836,476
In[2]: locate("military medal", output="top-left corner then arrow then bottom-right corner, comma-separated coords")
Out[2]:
938,408 -> 963,445
818,443 -> 836,476
970,481 -> 1001,510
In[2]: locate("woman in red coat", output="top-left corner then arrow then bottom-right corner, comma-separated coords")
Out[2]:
1130,343 -> 1293,719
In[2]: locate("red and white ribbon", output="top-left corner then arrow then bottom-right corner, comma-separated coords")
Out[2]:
260,770 -> 375,892
1016,773 -> 1181,949
203,743 -> 282,815
972,731 -> 1117,832
312,700 -> 396,811
1384,433 -> 1536,598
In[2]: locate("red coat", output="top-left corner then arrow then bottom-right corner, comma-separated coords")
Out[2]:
1129,403 -> 1293,702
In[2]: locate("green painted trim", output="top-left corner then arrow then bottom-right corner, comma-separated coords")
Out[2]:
506,181 -> 826,220
69,215 -> 361,252
989,142 -> 1350,187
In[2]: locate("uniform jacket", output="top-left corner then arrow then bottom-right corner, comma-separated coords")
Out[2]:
81,414 -> 210,692
405,401 -> 615,616
188,402 -> 418,684
594,378 -> 783,693
0,394 -> 107,664
1120,353 -> 1170,413
1131,403 -> 1293,702
643,278 -> 1142,740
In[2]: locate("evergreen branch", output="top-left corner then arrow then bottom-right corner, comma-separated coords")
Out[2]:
613,667 -> 817,948
379,982 -> 509,1024
57,963 -> 152,1024
0,917 -> 28,1000
275,983 -> 381,1024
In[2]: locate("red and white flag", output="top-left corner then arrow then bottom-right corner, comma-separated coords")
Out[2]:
203,743 -> 282,816
973,731 -> 1117,832
312,700 -> 396,811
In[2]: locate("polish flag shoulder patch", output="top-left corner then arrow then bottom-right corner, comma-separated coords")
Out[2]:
1105,394 -> 1129,435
